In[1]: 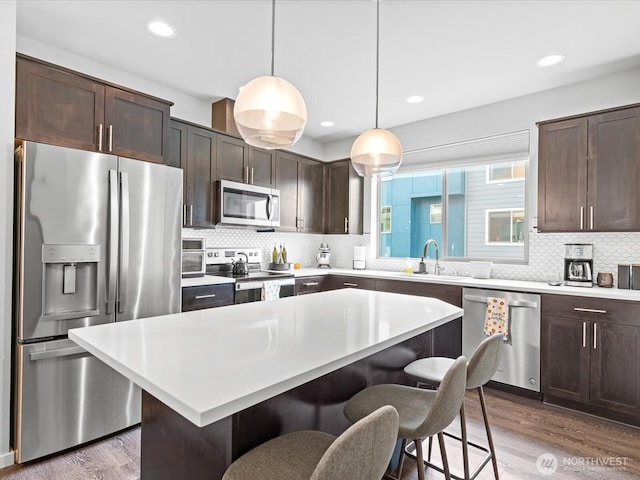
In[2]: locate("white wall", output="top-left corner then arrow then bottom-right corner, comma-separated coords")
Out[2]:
0,1 -> 16,468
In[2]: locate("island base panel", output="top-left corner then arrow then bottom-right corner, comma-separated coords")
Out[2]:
140,330 -> 435,479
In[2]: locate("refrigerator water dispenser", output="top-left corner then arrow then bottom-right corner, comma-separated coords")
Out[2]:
41,244 -> 100,320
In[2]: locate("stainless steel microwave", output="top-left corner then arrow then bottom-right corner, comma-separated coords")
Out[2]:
216,180 -> 280,227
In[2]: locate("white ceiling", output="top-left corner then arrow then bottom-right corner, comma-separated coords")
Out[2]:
15,0 -> 640,145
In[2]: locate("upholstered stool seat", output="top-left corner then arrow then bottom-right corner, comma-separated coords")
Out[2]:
403,333 -> 503,480
222,405 -> 399,480
344,356 -> 468,480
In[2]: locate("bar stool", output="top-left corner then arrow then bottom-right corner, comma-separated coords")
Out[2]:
403,333 -> 503,480
222,405 -> 399,480
344,356 -> 468,480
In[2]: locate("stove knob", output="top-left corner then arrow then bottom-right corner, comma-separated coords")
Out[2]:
214,252 -> 219,257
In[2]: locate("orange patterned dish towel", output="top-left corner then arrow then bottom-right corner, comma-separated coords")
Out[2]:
484,297 -> 509,340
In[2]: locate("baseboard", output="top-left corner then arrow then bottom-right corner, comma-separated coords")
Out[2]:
0,450 -> 15,469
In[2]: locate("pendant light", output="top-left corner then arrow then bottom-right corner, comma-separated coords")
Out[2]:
234,0 -> 307,150
350,0 -> 403,177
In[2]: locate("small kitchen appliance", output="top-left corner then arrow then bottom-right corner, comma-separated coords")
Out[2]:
317,242 -> 331,268
564,243 -> 593,287
181,237 -> 206,277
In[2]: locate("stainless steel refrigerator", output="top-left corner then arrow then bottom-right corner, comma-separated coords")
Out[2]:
13,141 -> 182,463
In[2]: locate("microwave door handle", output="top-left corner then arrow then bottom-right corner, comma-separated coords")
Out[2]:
266,194 -> 272,220
107,170 -> 118,314
118,171 -> 130,314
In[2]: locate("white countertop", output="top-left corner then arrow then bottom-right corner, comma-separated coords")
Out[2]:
293,268 -> 640,302
69,289 -> 462,428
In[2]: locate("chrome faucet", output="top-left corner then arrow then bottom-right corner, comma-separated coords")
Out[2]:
419,239 -> 442,275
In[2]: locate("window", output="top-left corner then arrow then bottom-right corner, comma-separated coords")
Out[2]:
377,130 -> 529,262
486,209 -> 525,244
380,206 -> 391,234
430,204 -> 442,224
487,161 -> 525,183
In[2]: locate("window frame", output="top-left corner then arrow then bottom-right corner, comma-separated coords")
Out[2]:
485,161 -> 526,184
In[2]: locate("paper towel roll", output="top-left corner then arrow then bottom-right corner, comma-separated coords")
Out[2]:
353,246 -> 366,270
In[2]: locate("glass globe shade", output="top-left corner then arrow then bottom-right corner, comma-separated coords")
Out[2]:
350,128 -> 403,177
233,76 -> 307,149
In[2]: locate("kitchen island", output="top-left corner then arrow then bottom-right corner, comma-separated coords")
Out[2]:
70,288 -> 463,480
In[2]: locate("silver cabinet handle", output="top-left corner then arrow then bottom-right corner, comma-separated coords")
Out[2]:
590,206 -> 594,230
344,217 -> 348,233
573,307 -> 606,314
190,204 -> 194,225
582,321 -> 587,348
108,124 -> 113,152
244,166 -> 250,184
195,294 -> 216,299
97,124 -> 103,152
580,206 -> 584,230
593,323 -> 597,349
118,171 -> 130,313
303,282 -> 319,286
107,170 -> 118,314
250,167 -> 254,185
343,282 -> 358,287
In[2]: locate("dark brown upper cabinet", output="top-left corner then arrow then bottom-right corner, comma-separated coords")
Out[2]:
325,160 -> 363,234
15,55 -> 172,164
217,135 -> 275,187
537,104 -> 640,232
169,118 -> 217,227
274,151 -> 324,233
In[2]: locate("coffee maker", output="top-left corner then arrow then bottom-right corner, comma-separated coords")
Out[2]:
564,243 -> 593,287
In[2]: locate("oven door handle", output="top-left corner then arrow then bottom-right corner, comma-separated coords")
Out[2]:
236,281 -> 265,291
266,194 -> 272,220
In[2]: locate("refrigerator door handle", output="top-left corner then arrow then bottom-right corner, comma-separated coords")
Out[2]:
107,170 -> 118,314
118,171 -> 130,313
29,345 -> 88,361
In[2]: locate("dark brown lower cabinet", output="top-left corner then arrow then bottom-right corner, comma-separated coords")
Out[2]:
294,276 -> 326,295
541,294 -> 640,425
324,274 -> 376,291
181,284 -> 234,312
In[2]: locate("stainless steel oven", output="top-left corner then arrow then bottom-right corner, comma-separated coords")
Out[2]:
216,180 -> 280,227
182,238 -> 205,277
235,277 -> 295,304
204,247 -> 294,303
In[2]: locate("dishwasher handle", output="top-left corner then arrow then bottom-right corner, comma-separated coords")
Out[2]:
464,294 -> 538,309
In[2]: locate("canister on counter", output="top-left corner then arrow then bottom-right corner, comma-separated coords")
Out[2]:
632,264 -> 640,290
618,263 -> 631,289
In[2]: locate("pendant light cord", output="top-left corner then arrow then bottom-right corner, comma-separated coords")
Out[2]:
271,0 -> 276,76
375,0 -> 380,129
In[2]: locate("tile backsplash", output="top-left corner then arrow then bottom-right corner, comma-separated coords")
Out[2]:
184,227 -> 640,285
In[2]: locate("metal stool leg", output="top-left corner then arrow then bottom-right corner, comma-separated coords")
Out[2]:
478,386 -> 499,480
437,431 -> 452,480
460,402 -> 470,480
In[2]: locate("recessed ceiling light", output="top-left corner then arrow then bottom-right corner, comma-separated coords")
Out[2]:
406,95 -> 424,104
537,54 -> 565,67
320,121 -> 334,127
146,20 -> 176,38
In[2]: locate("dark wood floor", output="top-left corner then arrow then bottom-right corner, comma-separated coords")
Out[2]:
1,388 -> 639,480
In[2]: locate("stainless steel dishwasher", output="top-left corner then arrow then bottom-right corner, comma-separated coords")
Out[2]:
462,288 -> 541,392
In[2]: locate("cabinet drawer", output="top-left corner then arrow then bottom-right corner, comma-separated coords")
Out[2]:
182,284 -> 234,311
542,294 -> 640,325
326,275 -> 376,291
295,276 -> 326,295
